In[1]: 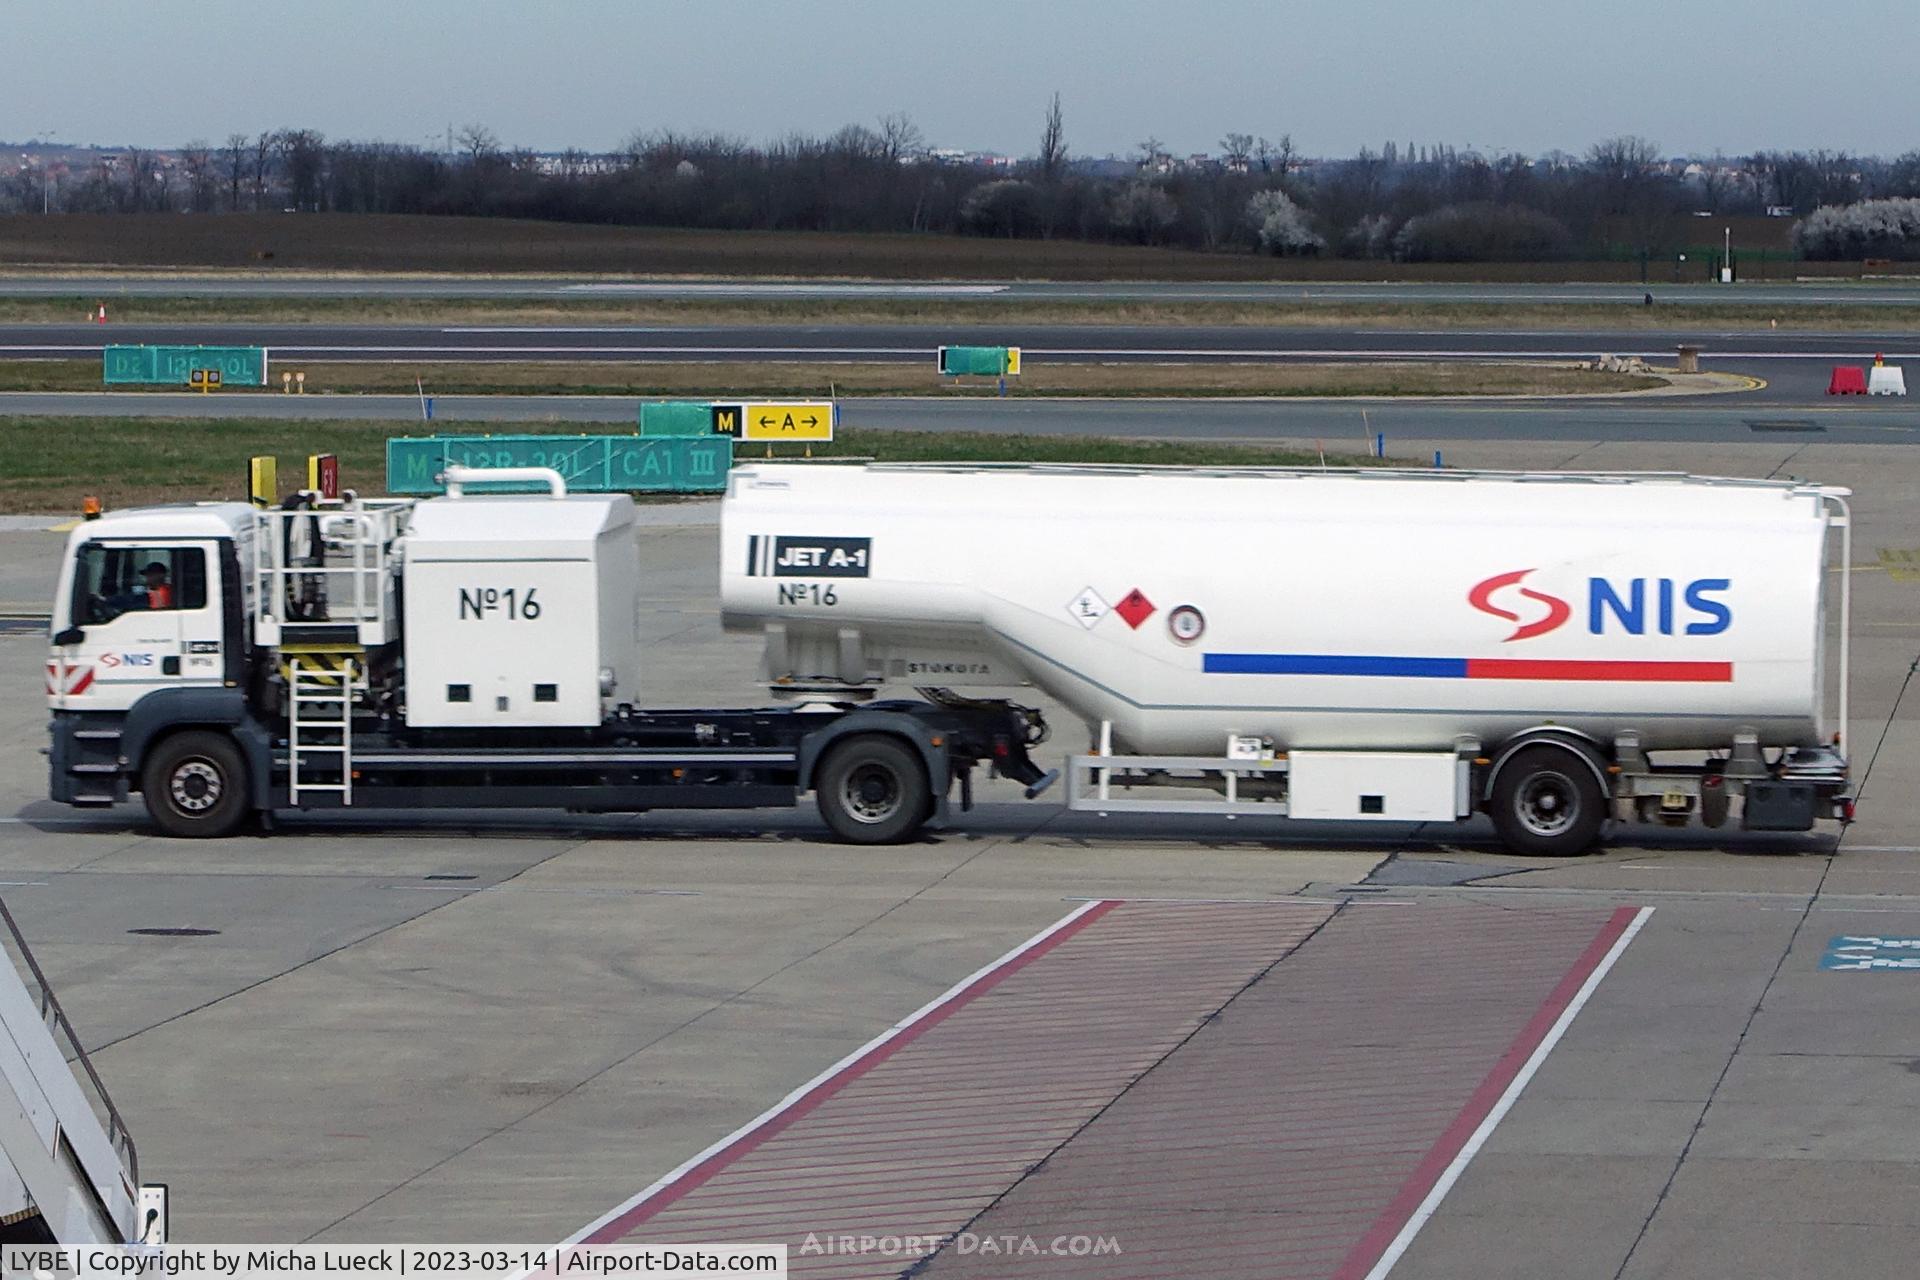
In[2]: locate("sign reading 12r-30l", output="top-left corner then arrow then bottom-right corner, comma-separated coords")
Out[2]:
711,401 -> 836,442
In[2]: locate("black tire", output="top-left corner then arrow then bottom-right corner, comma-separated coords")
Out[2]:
1489,745 -> 1605,856
815,735 -> 931,845
141,730 -> 251,839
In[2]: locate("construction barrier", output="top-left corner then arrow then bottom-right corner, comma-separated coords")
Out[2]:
1828,366 -> 1868,395
1869,364 -> 1908,396
386,434 -> 733,495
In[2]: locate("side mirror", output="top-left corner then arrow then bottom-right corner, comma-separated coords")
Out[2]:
53,627 -> 85,646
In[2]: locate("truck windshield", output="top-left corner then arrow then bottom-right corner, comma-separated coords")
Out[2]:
72,545 -> 206,625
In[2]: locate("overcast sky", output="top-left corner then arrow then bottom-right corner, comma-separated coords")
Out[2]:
5,0 -> 1911,158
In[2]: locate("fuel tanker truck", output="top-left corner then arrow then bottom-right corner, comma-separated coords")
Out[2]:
45,462 -> 1852,855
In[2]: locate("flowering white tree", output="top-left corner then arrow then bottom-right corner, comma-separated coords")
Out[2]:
1245,189 -> 1324,255
1794,198 -> 1920,259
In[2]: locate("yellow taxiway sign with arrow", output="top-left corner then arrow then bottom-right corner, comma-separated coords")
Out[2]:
713,401 -> 835,442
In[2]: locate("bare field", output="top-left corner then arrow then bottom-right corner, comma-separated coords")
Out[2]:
0,359 -> 1665,398
0,416 -> 1371,512
0,212 -> 1834,280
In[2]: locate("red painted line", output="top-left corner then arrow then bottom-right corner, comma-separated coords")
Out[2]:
1329,905 -> 1640,1280
1465,658 -> 1732,683
578,898 -> 1124,1244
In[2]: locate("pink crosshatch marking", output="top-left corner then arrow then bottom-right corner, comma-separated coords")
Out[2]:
569,900 -> 1650,1279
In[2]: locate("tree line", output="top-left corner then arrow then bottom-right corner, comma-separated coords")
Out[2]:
7,109 -> 1920,261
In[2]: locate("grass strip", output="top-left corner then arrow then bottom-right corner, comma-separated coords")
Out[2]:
5,295 -> 1920,330
0,416 -> 1377,514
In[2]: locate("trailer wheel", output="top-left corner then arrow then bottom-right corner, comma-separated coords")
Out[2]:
1490,746 -> 1604,856
142,731 -> 250,839
816,735 -> 930,845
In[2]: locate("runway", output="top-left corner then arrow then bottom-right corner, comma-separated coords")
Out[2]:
5,273 -> 1920,304
0,321 -> 1909,403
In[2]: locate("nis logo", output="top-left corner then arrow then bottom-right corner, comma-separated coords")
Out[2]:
1469,569 -> 1731,641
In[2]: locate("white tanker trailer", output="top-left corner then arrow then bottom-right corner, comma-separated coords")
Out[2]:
721,462 -> 1854,854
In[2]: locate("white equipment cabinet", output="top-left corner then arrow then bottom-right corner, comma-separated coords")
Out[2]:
401,493 -> 640,728
1287,751 -> 1465,822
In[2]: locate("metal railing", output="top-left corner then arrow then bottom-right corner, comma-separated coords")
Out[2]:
253,500 -> 411,645
0,897 -> 136,1189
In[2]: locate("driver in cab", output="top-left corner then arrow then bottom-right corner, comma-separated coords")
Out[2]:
101,561 -> 173,618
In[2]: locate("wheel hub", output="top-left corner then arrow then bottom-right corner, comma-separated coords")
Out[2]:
1517,771 -> 1578,837
170,761 -> 222,814
843,764 -> 902,823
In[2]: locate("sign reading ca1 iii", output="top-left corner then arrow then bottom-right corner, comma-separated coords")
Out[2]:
711,401 -> 836,442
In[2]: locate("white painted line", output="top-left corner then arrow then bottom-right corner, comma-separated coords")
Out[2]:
1064,893 -> 1417,907
562,898 -> 1114,1246
440,327 -> 682,334
559,283 -> 1008,296
200,345 -> 935,357
1365,904 -> 1653,1280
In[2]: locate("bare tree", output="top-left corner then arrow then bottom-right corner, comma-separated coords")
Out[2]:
181,142 -> 216,212
1254,134 -> 1295,175
249,131 -> 278,210
457,123 -> 501,162
277,129 -> 327,210
877,112 -> 923,164
1039,93 -> 1067,182
1586,135 -> 1660,200
1220,132 -> 1254,171
121,148 -> 155,212
1134,136 -> 1165,169
222,133 -> 249,210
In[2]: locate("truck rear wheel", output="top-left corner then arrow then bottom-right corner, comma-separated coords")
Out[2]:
1489,746 -> 1605,857
816,735 -> 931,845
142,731 -> 250,839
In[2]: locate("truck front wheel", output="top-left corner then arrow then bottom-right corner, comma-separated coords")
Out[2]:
816,735 -> 931,845
142,731 -> 250,839
1489,746 -> 1605,857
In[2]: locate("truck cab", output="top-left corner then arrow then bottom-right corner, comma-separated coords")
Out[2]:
47,505 -> 258,820
48,504 -> 252,715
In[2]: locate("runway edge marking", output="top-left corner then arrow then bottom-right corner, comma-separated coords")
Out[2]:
564,897 -> 1124,1246
1343,903 -> 1655,1280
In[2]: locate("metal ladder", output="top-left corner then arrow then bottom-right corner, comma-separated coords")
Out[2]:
288,656 -> 357,806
